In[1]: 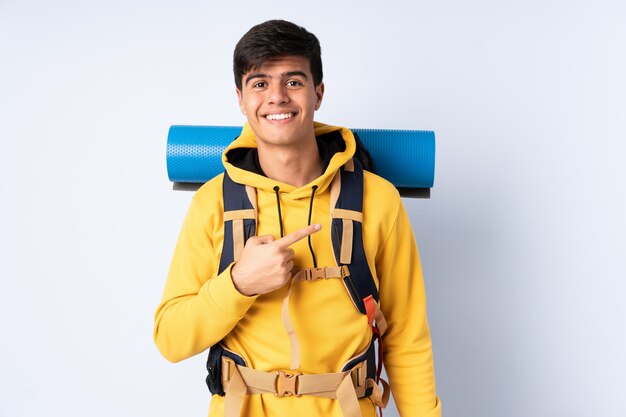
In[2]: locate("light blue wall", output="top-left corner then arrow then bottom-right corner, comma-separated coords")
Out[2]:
1,1 -> 624,416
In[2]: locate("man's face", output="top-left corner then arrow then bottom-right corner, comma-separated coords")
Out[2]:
236,56 -> 324,150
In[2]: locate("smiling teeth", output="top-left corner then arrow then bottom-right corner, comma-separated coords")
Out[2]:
266,113 -> 293,120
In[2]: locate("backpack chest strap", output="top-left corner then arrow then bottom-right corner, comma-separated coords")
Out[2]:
292,266 -> 349,281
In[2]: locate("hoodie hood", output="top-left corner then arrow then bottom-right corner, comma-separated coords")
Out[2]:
222,122 -> 356,200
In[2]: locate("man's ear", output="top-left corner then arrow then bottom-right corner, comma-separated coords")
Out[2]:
236,88 -> 245,115
314,82 -> 325,111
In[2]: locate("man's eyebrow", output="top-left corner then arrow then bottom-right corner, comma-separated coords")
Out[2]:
283,71 -> 308,79
244,73 -> 266,86
244,71 -> 309,86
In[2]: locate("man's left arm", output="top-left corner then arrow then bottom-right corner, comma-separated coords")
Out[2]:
376,199 -> 442,417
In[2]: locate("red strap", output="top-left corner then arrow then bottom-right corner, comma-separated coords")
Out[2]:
363,295 -> 376,328
363,296 -> 384,380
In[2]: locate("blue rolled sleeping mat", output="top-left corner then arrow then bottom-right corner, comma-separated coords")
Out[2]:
167,125 -> 435,198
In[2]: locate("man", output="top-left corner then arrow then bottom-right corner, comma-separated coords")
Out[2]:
154,19 -> 441,417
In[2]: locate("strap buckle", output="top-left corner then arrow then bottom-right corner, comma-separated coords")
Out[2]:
275,370 -> 302,397
304,268 -> 326,281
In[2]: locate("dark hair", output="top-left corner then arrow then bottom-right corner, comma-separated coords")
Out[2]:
233,20 -> 323,90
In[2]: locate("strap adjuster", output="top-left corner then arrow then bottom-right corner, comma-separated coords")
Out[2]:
275,370 -> 302,397
340,265 -> 350,278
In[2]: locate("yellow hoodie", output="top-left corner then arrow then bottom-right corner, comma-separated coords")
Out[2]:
154,122 -> 441,417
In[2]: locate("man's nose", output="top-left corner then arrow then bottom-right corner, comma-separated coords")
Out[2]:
268,83 -> 289,104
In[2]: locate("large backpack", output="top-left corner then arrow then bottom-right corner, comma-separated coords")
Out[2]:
206,158 -> 389,417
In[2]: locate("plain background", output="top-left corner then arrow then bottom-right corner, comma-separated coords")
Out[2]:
1,1 -> 625,416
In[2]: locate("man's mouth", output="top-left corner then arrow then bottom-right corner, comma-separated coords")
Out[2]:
265,112 -> 294,121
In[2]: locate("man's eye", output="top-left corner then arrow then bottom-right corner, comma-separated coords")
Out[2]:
253,81 -> 267,88
286,80 -> 303,87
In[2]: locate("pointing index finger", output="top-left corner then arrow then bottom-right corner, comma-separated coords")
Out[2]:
275,224 -> 322,248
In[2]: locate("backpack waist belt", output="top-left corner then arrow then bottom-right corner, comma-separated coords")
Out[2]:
220,355 -> 389,417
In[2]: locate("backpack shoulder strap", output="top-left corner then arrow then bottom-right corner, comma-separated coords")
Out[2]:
330,158 -> 380,315
218,171 -> 257,274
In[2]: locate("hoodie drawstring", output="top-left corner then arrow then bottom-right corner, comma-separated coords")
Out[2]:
307,185 -> 318,268
272,185 -> 318,268
273,186 -> 284,238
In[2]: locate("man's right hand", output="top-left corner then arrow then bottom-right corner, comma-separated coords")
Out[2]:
230,224 -> 322,296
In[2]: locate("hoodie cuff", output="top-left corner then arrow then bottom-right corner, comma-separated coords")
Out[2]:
205,262 -> 258,318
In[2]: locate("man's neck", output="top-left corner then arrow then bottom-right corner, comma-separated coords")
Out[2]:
257,138 -> 323,188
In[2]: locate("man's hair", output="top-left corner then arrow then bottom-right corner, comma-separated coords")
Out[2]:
233,20 -> 323,90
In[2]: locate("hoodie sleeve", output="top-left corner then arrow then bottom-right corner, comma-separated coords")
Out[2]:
154,183 -> 258,363
376,197 -> 442,417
